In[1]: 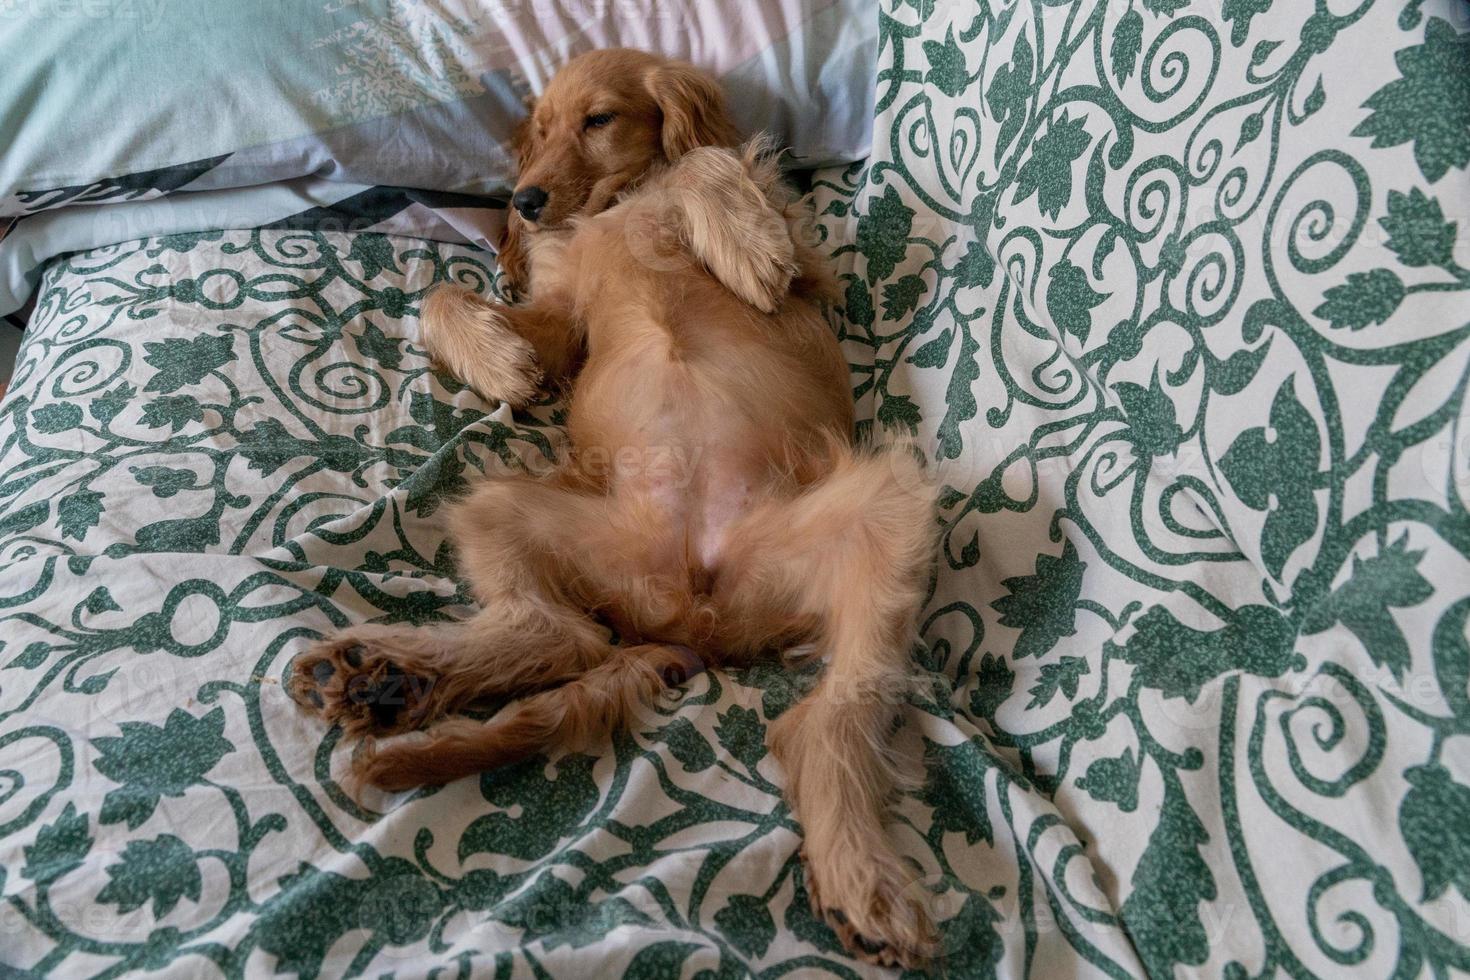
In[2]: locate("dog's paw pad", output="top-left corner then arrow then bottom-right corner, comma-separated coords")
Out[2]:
798,847 -> 935,969
289,636 -> 436,738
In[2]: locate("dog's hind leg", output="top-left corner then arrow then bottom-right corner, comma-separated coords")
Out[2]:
289,472 -> 659,740
287,603 -> 614,742
714,443 -> 939,968
352,640 -> 701,790
313,470 -> 707,789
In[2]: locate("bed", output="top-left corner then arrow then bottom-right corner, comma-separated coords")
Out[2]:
2,1 -> 1469,977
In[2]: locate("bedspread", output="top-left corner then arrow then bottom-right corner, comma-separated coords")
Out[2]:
2,1 -> 1470,977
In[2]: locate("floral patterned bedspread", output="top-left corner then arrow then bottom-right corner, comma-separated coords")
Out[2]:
2,2 -> 1469,978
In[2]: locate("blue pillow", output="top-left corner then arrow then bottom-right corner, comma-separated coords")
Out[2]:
0,0 -> 876,218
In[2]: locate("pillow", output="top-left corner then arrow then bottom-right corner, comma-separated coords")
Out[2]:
0,0 -> 876,218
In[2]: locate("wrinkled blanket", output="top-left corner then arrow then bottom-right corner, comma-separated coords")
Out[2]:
3,1 -> 1470,977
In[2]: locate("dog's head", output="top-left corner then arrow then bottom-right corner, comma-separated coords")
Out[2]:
509,48 -> 740,230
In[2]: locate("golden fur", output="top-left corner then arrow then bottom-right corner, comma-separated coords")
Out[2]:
290,49 -> 939,966
495,48 -> 741,298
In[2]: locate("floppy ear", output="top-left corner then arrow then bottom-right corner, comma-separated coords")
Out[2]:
644,61 -> 740,160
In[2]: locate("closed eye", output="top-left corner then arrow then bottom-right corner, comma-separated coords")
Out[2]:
583,112 -> 616,130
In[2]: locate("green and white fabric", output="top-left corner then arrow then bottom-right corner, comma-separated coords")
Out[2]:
2,1 -> 1470,977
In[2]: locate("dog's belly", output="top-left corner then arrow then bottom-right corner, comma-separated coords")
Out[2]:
609,426 -> 760,585
687,451 -> 758,574
567,285 -> 850,625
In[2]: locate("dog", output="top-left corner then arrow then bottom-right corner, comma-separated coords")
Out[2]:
290,49 -> 939,966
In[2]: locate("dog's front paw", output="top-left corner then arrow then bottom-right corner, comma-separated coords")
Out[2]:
288,628 -> 440,738
735,213 -> 799,315
800,844 -> 937,969
466,315 -> 542,407
669,145 -> 796,314
419,285 -> 543,407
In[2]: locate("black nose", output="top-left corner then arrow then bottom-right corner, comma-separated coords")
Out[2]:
512,186 -> 548,222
